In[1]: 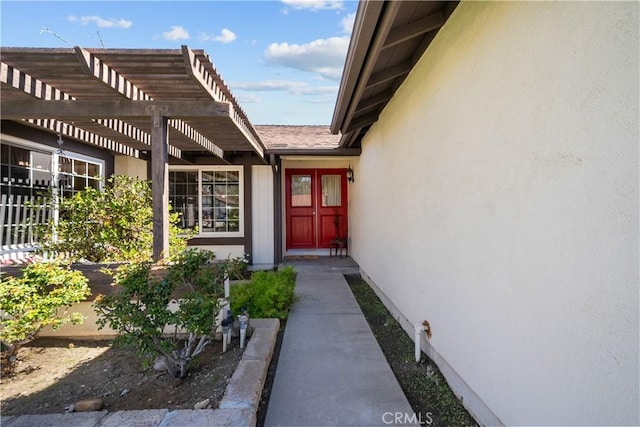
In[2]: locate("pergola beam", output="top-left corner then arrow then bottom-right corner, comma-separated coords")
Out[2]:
1,99 -> 231,119
23,118 -> 139,157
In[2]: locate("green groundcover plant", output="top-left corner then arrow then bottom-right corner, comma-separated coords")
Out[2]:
230,266 -> 296,319
0,262 -> 91,374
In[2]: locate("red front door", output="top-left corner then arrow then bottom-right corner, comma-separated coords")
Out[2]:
286,169 -> 348,250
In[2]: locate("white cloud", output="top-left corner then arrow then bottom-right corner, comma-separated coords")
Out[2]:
232,80 -> 337,96
162,26 -> 189,41
304,96 -> 336,104
281,0 -> 343,11
68,15 -> 132,29
200,28 -> 236,44
340,12 -> 355,34
232,80 -> 307,93
237,93 -> 262,104
264,36 -> 348,80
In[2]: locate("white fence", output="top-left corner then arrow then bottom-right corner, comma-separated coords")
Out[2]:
0,194 -> 50,261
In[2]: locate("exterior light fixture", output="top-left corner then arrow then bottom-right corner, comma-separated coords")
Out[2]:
346,166 -> 355,183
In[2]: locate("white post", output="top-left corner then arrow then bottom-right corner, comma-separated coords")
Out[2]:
414,324 -> 423,363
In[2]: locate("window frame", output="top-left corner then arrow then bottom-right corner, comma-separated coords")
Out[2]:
57,152 -> 104,199
169,165 -> 244,238
1,134 -> 106,256
1,135 -> 105,194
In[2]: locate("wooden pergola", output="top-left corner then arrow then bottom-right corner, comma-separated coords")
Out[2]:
1,46 -> 267,261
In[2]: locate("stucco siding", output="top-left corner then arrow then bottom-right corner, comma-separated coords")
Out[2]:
114,155 -> 147,180
190,245 -> 246,260
252,165 -> 275,265
350,2 -> 639,425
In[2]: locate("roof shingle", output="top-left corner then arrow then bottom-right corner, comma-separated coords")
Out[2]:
255,125 -> 341,150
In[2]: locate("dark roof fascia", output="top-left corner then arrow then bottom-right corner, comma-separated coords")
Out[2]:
265,147 -> 361,157
330,0 -> 384,135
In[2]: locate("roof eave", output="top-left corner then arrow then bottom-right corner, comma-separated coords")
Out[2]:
265,147 -> 361,157
330,0 -> 384,135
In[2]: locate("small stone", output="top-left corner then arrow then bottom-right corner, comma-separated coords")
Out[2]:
119,389 -> 130,397
194,398 -> 210,410
75,398 -> 103,412
153,357 -> 168,372
68,343 -> 75,349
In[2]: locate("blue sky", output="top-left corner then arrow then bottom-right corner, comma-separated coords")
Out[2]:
0,0 -> 358,125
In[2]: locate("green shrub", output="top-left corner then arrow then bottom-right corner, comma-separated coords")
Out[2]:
226,254 -> 249,280
94,249 -> 227,379
36,175 -> 191,263
230,266 -> 296,319
0,262 -> 90,373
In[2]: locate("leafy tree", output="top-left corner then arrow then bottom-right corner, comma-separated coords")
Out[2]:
94,249 -> 227,379
36,175 -> 191,263
0,262 -> 90,374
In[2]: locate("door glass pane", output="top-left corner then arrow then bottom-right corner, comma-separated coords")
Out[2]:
291,175 -> 311,207
321,175 -> 341,207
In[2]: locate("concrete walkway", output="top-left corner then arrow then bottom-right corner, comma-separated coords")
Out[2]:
265,258 -> 415,427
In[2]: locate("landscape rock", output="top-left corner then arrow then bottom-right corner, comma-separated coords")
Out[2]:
153,357 -> 168,372
194,398 -> 211,410
75,398 -> 104,412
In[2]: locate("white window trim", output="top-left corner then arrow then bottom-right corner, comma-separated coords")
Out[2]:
169,165 -> 244,238
1,133 -> 106,253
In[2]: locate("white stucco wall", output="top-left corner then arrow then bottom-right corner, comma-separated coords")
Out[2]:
113,155 -> 147,180
191,245 -> 246,260
252,165 -> 274,265
350,2 -> 639,425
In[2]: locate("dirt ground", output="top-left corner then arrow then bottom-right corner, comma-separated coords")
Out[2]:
344,274 -> 478,427
1,337 -> 242,416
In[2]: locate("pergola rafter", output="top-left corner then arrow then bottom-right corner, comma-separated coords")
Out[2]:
182,46 -> 262,158
75,46 -> 152,101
